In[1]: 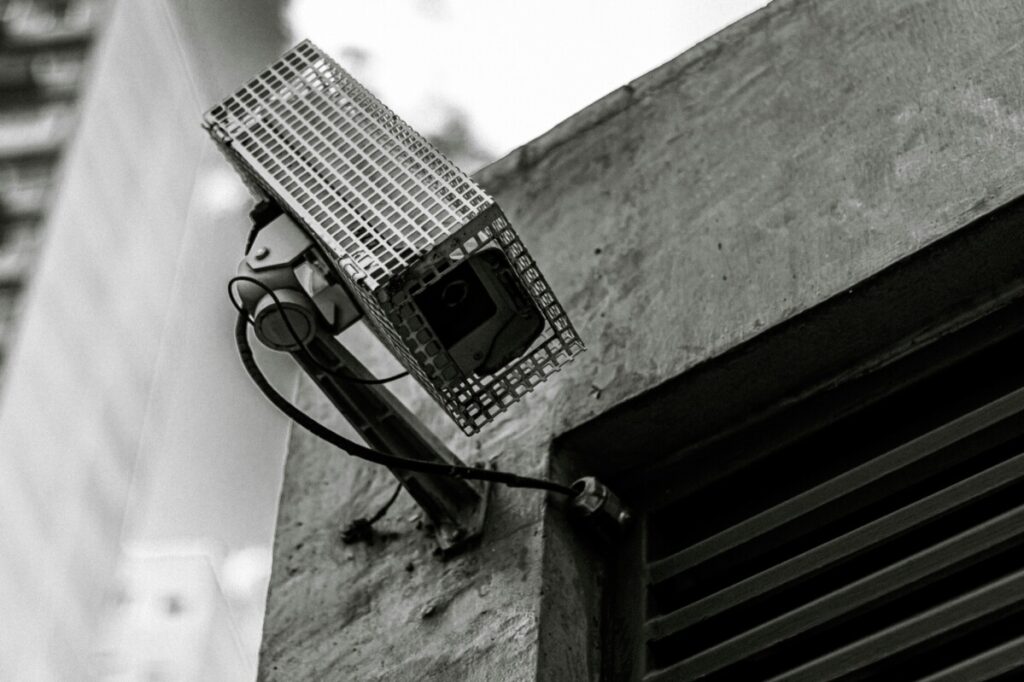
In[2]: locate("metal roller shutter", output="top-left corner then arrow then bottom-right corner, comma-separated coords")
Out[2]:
633,323 -> 1024,681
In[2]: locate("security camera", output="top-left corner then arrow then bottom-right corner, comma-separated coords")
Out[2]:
205,39 -> 583,435
206,40 -> 600,556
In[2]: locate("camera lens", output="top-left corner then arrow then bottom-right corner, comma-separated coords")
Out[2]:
441,280 -> 469,307
413,261 -> 497,347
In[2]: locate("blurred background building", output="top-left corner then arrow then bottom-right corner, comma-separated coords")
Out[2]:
0,0 -> 104,379
93,542 -> 263,682
0,0 -> 291,679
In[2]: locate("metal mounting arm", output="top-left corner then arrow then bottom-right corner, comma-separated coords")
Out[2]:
291,327 -> 489,556
234,208 -> 488,556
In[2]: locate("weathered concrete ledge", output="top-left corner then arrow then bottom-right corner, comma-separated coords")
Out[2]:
262,1 -> 1024,679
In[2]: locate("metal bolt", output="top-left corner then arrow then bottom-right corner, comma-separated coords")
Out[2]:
618,510 -> 632,526
254,246 -> 270,260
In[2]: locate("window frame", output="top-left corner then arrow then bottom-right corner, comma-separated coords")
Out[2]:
539,195 -> 1024,681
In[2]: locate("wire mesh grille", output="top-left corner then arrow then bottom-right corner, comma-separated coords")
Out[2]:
382,205 -> 584,433
204,40 -> 583,434
205,39 -> 491,289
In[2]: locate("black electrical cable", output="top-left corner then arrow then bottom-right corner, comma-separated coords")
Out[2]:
365,481 -> 404,524
228,275 -> 408,385
341,481 -> 404,545
234,311 -> 575,496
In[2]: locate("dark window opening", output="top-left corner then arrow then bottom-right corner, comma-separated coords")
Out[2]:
578,199 -> 1024,681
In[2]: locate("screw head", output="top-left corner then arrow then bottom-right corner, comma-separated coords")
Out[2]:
254,246 -> 270,260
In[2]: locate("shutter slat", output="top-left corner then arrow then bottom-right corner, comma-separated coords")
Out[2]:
767,567 -> 1024,682
918,632 -> 1024,682
644,502 -> 1024,681
647,386 -> 1024,585
645,449 -> 1024,640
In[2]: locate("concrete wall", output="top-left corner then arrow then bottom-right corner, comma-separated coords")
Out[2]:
260,1 -> 1024,679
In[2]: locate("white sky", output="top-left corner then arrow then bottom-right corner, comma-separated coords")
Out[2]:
288,0 -> 770,161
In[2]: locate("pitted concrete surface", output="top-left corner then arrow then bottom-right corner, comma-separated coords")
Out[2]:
261,2 -> 1024,679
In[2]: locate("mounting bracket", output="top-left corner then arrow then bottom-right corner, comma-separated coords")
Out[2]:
233,208 -> 488,556
291,329 -> 490,556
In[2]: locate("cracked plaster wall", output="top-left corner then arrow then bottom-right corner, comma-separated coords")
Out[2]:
260,1 -> 1024,679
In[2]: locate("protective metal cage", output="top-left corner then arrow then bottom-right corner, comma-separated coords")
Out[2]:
204,40 -> 583,434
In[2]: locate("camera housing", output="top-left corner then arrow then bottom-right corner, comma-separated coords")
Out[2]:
204,40 -> 583,434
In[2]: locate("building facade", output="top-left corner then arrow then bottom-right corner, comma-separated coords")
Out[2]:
0,0 -> 287,678
94,543 -> 260,681
0,0 -> 106,377
259,1 -> 1024,680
